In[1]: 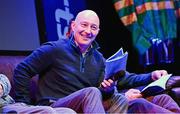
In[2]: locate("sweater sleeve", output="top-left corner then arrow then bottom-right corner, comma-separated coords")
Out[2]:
0,74 -> 11,97
117,71 -> 153,90
13,43 -> 55,104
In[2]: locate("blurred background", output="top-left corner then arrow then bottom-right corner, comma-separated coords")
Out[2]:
0,0 -> 179,75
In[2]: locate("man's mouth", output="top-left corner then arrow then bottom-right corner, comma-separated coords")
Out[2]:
80,31 -> 94,39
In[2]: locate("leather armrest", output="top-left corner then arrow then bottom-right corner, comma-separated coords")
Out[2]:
169,87 -> 180,106
166,76 -> 180,89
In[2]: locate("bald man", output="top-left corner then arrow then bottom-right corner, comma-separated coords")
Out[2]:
13,10 -> 128,113
13,10 -> 180,114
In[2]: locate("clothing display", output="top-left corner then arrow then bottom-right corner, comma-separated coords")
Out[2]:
113,0 -> 180,65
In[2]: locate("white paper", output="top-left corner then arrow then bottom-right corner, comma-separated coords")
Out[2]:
141,74 -> 172,93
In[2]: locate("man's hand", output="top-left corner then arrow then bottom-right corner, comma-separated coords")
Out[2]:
100,79 -> 115,92
151,70 -> 168,81
125,89 -> 142,101
0,84 -> 3,97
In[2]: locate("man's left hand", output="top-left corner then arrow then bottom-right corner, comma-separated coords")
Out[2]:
151,70 -> 168,81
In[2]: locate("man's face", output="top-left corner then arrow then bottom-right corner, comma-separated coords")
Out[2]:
72,12 -> 100,48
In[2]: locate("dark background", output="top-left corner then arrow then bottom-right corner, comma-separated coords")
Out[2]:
85,0 -> 180,75
0,0 -> 179,75
86,0 -> 140,72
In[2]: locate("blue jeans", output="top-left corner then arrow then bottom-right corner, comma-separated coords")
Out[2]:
51,87 -> 128,113
2,103 -> 76,114
128,94 -> 180,113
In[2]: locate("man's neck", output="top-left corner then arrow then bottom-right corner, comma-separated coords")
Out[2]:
74,41 -> 90,54
79,45 -> 90,54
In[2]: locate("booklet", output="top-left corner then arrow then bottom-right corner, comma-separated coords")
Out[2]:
141,74 -> 172,97
105,48 -> 128,80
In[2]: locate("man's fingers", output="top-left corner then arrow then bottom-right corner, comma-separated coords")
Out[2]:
101,79 -> 114,88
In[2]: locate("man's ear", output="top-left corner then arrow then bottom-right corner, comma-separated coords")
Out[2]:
71,21 -> 76,31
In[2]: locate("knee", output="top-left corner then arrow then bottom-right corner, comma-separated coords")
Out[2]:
83,87 -> 101,98
84,87 -> 101,94
130,98 -> 149,106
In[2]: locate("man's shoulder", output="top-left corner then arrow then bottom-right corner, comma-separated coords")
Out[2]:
92,50 -> 105,62
42,39 -> 69,47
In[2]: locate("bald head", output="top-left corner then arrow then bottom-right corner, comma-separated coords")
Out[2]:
71,10 -> 100,52
75,10 -> 100,26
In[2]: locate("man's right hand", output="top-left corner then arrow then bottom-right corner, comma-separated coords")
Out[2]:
125,89 -> 142,101
100,79 -> 115,93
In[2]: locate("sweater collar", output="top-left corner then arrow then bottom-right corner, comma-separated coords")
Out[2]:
69,35 -> 100,51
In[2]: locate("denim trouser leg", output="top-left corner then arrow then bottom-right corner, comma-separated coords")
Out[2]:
128,94 -> 180,113
51,87 -> 106,113
2,103 -> 76,114
151,94 -> 180,113
103,92 -> 128,114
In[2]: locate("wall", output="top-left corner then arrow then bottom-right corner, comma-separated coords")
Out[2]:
0,0 -> 40,51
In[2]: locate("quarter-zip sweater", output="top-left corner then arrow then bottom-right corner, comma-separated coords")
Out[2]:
14,37 -> 105,105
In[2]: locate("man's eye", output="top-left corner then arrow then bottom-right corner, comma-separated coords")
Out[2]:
81,23 -> 88,27
91,26 -> 98,31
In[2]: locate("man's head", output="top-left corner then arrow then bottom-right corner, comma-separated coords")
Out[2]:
71,10 -> 100,51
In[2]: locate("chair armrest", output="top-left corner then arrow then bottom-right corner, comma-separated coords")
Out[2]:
167,76 -> 180,89
169,87 -> 180,106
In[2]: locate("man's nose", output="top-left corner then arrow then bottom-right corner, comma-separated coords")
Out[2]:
84,26 -> 92,33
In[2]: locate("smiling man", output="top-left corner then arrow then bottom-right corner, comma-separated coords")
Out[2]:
13,9 -> 180,114
13,10 -> 128,113
72,10 -> 100,53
